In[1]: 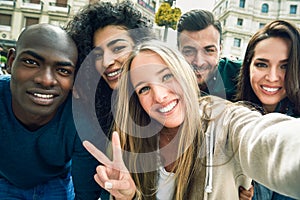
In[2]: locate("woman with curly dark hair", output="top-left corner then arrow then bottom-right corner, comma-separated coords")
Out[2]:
65,1 -> 155,143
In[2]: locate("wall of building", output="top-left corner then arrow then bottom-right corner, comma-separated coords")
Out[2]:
213,0 -> 300,59
0,0 -> 158,49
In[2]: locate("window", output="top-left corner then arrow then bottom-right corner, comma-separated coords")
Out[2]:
237,18 -> 243,26
259,23 -> 266,29
56,0 -> 67,7
261,3 -> 269,13
25,17 -> 39,27
233,38 -> 241,47
0,14 -> 11,26
223,19 -> 226,26
29,0 -> 41,4
290,5 -> 297,14
239,0 -> 245,8
225,1 -> 228,8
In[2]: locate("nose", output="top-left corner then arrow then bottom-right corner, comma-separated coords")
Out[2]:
34,67 -> 57,88
102,51 -> 115,69
265,67 -> 280,82
152,84 -> 168,103
191,51 -> 206,70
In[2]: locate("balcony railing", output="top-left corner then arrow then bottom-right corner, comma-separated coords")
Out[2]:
0,0 -> 16,8
48,2 -> 70,15
21,0 -> 43,12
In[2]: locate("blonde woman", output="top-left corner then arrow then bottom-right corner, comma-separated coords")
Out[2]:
84,40 -> 300,200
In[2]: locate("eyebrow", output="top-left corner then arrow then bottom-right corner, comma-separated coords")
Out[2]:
182,44 -> 217,50
94,38 -> 129,49
182,46 -> 196,50
255,58 -> 289,63
107,38 -> 128,47
21,50 -> 75,68
204,45 -> 217,49
21,50 -> 44,62
133,67 -> 169,89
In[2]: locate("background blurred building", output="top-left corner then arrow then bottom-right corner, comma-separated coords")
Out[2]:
0,0 -> 159,49
213,0 -> 300,59
1,0 -> 300,60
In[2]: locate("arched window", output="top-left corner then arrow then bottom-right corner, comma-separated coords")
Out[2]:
261,3 -> 269,13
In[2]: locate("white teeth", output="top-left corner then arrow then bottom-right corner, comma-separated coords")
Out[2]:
33,93 -> 54,99
107,69 -> 122,77
159,101 -> 177,113
262,86 -> 279,92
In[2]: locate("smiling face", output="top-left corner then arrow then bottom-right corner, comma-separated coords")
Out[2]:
93,25 -> 134,90
178,25 -> 221,88
250,37 -> 290,113
130,51 -> 185,128
7,25 -> 77,127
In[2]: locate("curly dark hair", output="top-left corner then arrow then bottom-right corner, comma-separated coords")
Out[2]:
65,0 -> 154,67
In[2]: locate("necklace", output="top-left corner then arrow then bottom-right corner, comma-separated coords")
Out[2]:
160,127 -> 178,143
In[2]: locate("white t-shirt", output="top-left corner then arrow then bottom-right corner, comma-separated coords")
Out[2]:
156,166 -> 175,200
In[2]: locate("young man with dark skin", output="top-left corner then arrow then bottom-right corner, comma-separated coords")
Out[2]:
0,23 -> 107,199
177,9 -> 242,102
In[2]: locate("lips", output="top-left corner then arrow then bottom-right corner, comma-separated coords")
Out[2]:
158,100 -> 178,113
33,93 -> 54,99
261,86 -> 281,93
27,90 -> 58,106
105,68 -> 122,80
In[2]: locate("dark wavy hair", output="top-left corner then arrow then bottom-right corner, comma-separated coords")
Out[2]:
236,20 -> 300,115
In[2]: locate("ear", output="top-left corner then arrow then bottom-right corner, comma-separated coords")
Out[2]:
6,48 -> 16,74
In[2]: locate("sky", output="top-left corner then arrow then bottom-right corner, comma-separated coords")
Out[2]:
176,0 -> 214,13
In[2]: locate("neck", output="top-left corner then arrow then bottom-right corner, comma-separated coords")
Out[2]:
263,104 -> 277,113
159,127 -> 179,172
161,126 -> 178,135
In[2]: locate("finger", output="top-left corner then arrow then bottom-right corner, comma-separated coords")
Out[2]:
95,164 -> 123,188
239,186 -> 253,199
105,179 -> 131,190
104,180 -> 135,199
95,165 -> 110,183
83,140 -> 112,166
106,165 -> 120,180
94,174 -> 105,189
111,131 -> 125,169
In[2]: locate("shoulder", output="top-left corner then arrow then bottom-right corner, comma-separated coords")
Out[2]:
218,57 -> 242,71
0,74 -> 11,83
199,96 -> 262,124
0,75 -> 11,93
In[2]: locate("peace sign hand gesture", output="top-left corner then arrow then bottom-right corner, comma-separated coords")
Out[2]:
83,131 -> 136,200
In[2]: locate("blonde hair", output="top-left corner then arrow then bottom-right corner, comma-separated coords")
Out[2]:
114,40 -> 206,199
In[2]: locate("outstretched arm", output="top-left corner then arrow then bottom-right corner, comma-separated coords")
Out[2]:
83,131 -> 136,200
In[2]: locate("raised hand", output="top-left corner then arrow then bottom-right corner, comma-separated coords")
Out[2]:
83,131 -> 136,200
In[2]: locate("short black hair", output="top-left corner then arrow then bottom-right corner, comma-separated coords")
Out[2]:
177,9 -> 222,44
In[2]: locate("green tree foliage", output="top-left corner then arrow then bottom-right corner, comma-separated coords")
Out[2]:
155,2 -> 181,30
